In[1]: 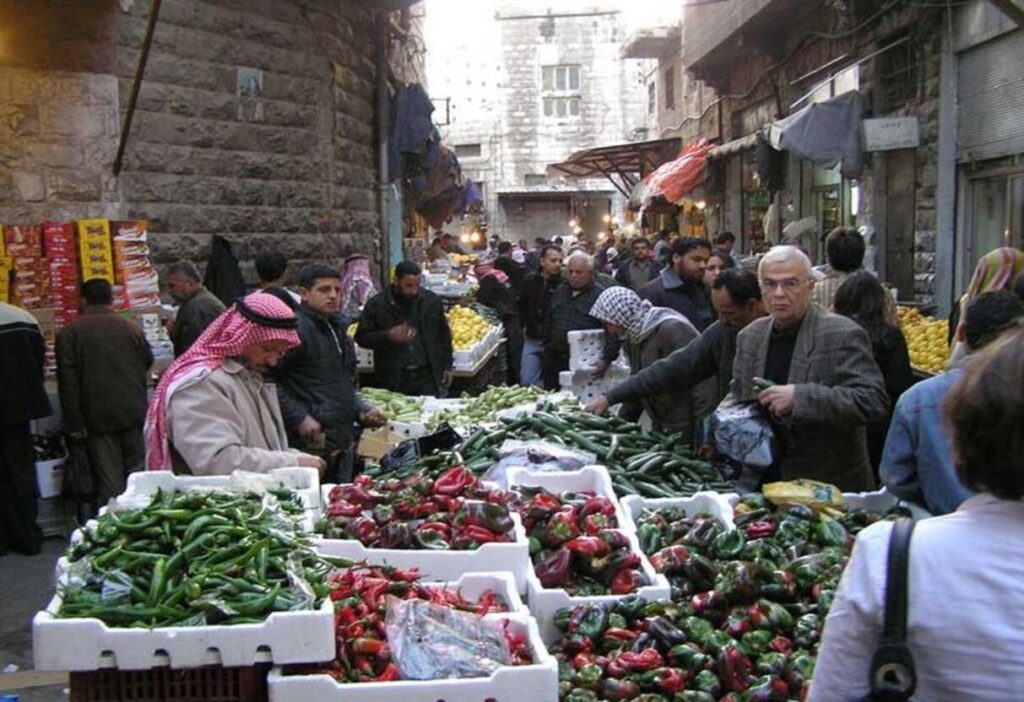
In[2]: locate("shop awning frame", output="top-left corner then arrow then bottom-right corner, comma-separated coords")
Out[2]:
547,137 -> 682,198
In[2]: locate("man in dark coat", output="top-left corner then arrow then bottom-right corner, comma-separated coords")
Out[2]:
56,279 -> 153,505
166,260 -> 226,356
271,264 -> 387,482
543,251 -> 606,389
518,244 -> 563,387
0,302 -> 51,556
356,261 -> 454,397
614,236 -> 662,292
639,236 -> 715,331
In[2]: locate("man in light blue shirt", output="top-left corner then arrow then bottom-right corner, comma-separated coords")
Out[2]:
882,291 -> 1024,514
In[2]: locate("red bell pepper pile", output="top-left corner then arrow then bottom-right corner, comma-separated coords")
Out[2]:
292,561 -> 529,683
515,487 -> 646,596
319,469 -> 517,550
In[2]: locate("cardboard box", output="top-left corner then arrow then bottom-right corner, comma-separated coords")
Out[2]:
111,220 -> 148,241
4,225 -> 42,256
43,222 -> 76,258
75,220 -> 113,284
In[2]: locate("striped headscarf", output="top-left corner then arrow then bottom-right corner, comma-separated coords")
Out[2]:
144,291 -> 300,471
474,262 -> 510,285
953,248 -> 1024,360
590,286 -> 696,343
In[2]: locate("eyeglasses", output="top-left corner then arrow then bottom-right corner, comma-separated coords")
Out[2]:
760,277 -> 808,293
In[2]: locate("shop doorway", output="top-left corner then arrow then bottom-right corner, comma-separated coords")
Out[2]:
884,149 -> 916,301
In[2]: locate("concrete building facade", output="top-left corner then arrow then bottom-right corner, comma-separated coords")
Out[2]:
0,0 -> 426,281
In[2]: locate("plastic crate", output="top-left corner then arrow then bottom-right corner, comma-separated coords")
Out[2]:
69,664 -> 269,702
37,495 -> 72,538
524,528 -> 671,644
266,615 -> 557,702
33,586 -> 335,671
36,456 -> 66,498
567,329 -> 606,371
619,491 -> 737,534
506,465 -> 632,533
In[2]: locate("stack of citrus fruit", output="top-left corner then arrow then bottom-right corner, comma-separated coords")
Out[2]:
447,305 -> 493,351
898,306 -> 950,374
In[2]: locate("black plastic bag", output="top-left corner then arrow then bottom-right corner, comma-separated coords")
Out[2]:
61,437 -> 96,502
379,422 -> 462,473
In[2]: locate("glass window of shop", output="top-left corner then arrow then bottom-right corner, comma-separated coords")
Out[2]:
965,157 -> 1024,270
801,163 -> 859,263
741,150 -> 771,244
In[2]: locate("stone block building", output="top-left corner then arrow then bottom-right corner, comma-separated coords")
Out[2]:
0,0 -> 426,281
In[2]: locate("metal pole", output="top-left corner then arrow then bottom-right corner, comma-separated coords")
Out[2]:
113,0 -> 162,176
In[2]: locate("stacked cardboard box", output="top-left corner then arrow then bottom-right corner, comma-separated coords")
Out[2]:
43,222 -> 80,327
5,226 -> 51,310
112,220 -> 160,309
75,219 -> 115,285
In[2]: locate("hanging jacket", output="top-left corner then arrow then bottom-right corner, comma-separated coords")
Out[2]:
203,235 -> 247,306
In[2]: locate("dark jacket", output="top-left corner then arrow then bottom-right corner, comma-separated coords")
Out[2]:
493,257 -> 526,298
731,304 -> 889,491
518,272 -> 562,341
615,259 -> 663,292
172,286 -> 226,356
546,280 -> 605,356
0,303 -> 51,427
203,235 -> 247,306
271,304 -> 369,452
639,269 -> 715,331
355,286 -> 453,392
623,318 -> 700,436
56,306 -> 153,433
477,276 -> 517,319
866,324 -> 917,470
607,320 -> 738,411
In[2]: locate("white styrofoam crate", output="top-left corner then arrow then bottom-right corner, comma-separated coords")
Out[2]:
387,420 -> 428,439
313,502 -> 531,594
558,365 -> 630,405
33,589 -> 335,671
120,467 -> 322,516
36,457 -> 66,499
506,465 -> 631,533
267,614 -> 557,702
525,528 -> 671,644
620,491 -> 737,534
355,344 -> 374,370
416,572 -> 526,617
567,329 -> 606,371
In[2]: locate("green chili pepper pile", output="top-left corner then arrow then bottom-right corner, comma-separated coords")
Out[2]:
59,488 -> 337,628
317,469 -> 518,550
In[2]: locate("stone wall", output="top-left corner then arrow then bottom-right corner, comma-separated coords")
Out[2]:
0,0 -> 425,280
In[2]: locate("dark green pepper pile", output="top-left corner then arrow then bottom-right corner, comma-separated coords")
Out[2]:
552,596 -> 808,702
59,488 -> 341,628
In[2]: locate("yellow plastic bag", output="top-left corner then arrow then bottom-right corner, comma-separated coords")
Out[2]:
763,479 -> 844,514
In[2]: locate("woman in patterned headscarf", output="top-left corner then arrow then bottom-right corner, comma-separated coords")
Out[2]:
950,248 -> 1024,363
589,286 -> 700,440
145,291 -> 324,475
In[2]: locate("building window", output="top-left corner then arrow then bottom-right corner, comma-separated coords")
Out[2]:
876,37 -> 919,109
542,65 -> 580,92
543,97 -> 581,118
524,173 -> 548,186
455,143 -> 482,159
664,67 -> 675,110
648,81 -> 656,114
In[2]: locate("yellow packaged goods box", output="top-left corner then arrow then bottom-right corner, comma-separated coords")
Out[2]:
76,219 -> 114,284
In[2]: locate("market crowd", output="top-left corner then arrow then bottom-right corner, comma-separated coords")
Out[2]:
2,229 -> 1022,582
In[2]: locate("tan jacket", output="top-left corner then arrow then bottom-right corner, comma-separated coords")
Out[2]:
168,359 -> 298,475
731,304 -> 889,491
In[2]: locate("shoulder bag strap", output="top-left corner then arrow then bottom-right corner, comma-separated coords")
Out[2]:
868,518 -> 918,702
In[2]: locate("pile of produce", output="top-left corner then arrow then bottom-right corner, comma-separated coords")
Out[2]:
516,487 -> 646,596
59,489 -> 333,628
464,301 -> 503,326
33,431 -> 66,461
551,596 -> 811,702
447,305 -> 495,351
898,305 -> 949,374
290,562 -> 523,683
318,469 -> 517,550
426,384 -> 548,429
361,387 -> 424,422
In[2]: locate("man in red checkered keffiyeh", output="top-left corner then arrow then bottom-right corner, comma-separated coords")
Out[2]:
145,291 -> 324,474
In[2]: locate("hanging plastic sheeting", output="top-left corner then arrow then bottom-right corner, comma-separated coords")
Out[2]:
768,90 -> 864,179
642,139 -> 712,205
452,179 -> 483,217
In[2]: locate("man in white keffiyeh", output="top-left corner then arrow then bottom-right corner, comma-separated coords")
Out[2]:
590,286 -> 702,441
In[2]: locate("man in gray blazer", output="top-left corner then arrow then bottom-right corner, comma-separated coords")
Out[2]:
731,246 -> 888,491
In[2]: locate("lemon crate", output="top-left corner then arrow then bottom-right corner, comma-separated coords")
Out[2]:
315,483 -> 532,593
266,614 -> 557,702
505,466 -> 632,533
619,491 -> 737,534
524,528 -> 670,644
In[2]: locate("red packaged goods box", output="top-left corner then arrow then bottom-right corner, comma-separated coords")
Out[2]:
4,225 -> 42,256
111,220 -> 148,241
126,290 -> 160,308
43,222 -> 76,257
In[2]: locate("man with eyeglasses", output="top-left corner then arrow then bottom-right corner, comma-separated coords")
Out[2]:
729,245 -> 889,491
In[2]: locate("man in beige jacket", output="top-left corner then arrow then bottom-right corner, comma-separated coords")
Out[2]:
145,291 -> 324,475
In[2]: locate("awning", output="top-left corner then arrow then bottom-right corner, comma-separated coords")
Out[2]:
546,137 -> 682,198
634,140 -> 712,206
768,90 -> 864,179
708,132 -> 760,160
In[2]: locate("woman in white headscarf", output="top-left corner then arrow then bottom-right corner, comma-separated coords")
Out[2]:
590,286 -> 700,442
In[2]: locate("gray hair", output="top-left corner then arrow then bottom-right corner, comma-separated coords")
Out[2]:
758,245 -> 813,279
565,250 -> 595,271
166,260 -> 202,283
